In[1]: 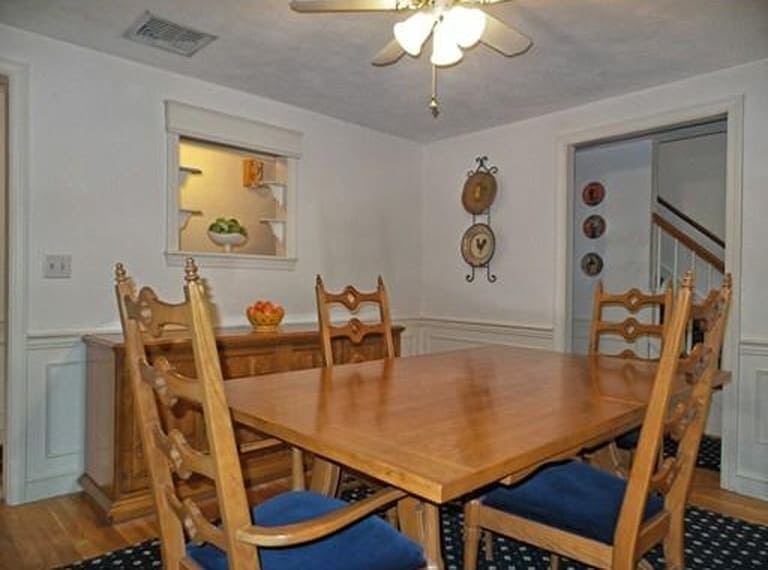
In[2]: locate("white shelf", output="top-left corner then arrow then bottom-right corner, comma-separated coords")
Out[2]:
178,208 -> 202,230
250,181 -> 287,209
260,219 -> 287,256
179,165 -> 203,187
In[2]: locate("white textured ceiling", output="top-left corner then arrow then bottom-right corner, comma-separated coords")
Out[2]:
1,0 -> 767,141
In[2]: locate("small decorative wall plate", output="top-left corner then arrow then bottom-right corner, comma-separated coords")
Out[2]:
582,181 -> 605,206
461,223 -> 496,267
580,252 -> 604,276
462,172 -> 498,214
582,214 -> 607,239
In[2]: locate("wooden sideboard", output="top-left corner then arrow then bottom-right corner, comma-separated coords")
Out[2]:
80,324 -> 403,522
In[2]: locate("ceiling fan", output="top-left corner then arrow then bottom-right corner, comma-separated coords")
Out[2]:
290,0 -> 533,117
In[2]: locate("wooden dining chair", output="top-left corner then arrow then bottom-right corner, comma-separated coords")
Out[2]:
464,272 -> 732,570
315,274 -> 395,366
299,275 -> 398,497
114,259 -> 426,570
588,282 -> 674,471
588,281 -> 673,361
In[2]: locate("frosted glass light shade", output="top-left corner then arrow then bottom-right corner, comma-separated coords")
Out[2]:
443,6 -> 486,49
394,12 -> 434,56
431,21 -> 463,66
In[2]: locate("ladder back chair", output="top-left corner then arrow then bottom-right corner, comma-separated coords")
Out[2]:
114,260 -> 426,570
464,272 -> 732,570
588,282 -> 674,470
315,274 -> 395,366
307,275 -> 397,496
589,281 -> 674,360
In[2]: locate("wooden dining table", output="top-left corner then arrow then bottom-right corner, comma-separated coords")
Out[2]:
225,345 -> 728,570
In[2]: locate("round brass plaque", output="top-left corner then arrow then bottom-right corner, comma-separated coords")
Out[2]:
461,223 -> 496,267
462,172 -> 498,214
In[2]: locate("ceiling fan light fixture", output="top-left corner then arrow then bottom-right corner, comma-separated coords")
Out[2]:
393,12 -> 434,56
443,6 -> 486,49
431,21 -> 463,66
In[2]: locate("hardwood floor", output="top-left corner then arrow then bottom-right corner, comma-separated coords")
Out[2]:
688,469 -> 768,526
0,470 -> 765,570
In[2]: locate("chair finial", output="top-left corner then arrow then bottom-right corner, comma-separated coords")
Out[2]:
681,270 -> 694,290
115,262 -> 128,283
315,274 -> 324,288
723,272 -> 733,289
184,258 -> 200,282
377,275 -> 385,289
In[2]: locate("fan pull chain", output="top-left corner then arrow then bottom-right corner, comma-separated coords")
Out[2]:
429,65 -> 440,118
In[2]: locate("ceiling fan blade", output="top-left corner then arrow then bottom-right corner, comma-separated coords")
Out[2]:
372,39 -> 406,66
290,0 -> 403,12
480,13 -> 532,57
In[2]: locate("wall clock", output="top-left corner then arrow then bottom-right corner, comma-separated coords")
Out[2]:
461,223 -> 496,268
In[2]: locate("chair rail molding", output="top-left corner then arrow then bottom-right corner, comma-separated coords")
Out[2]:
0,55 -> 30,505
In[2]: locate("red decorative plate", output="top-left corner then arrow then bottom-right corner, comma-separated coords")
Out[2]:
582,182 -> 605,206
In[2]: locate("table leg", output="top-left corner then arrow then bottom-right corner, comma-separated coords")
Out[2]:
397,497 -> 444,570
308,457 -> 341,496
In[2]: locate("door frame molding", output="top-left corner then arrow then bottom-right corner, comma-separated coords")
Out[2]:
553,95 -> 744,493
0,56 -> 30,505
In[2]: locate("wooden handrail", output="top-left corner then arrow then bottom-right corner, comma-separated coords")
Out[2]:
657,197 -> 725,247
652,213 -> 724,273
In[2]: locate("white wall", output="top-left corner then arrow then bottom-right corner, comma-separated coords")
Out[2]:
657,132 -> 727,241
0,26 -> 423,332
422,58 -> 768,499
2,20 -> 767,502
0,23 -> 424,501
571,140 -> 653,354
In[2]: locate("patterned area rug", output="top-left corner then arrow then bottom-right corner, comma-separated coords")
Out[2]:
61,502 -> 767,569
665,435 -> 721,472
61,436 -> 731,569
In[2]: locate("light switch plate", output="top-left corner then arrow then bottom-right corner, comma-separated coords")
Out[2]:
44,254 -> 72,278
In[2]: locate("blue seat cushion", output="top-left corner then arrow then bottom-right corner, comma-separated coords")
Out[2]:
481,461 -> 664,545
187,490 -> 425,570
615,427 -> 641,450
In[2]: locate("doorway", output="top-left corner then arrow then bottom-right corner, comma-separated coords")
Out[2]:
554,97 -> 743,495
570,118 -> 727,362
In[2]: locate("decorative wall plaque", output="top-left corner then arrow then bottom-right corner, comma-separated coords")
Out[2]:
582,181 -> 605,206
580,252 -> 604,277
462,156 -> 498,283
461,223 -> 496,268
462,171 -> 498,214
582,214 -> 607,239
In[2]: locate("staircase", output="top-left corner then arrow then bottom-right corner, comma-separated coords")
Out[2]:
652,197 -> 724,351
652,197 -> 724,301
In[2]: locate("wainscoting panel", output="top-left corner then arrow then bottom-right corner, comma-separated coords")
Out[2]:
396,318 -> 422,357
25,335 -> 85,501
756,370 -> 768,445
727,339 -> 768,500
418,317 -> 554,355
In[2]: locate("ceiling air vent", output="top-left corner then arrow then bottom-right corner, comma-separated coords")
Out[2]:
123,12 -> 217,57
